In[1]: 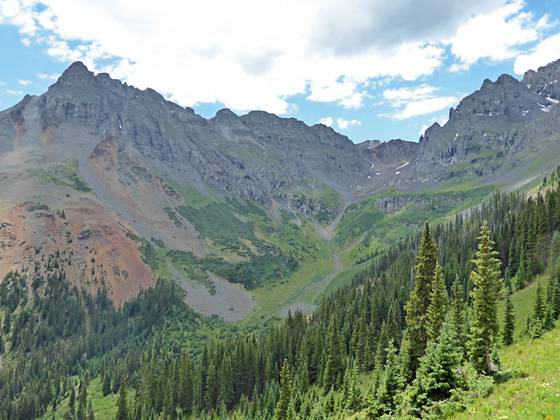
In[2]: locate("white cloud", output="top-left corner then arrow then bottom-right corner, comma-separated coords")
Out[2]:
319,116 -> 333,127
6,89 -> 23,95
447,0 -> 544,71
0,0 -> 553,116
336,118 -> 362,130
37,72 -> 58,80
389,96 -> 457,120
513,33 -> 560,75
383,84 -> 436,106
382,84 -> 458,120
18,79 -> 31,86
0,0 -> 513,115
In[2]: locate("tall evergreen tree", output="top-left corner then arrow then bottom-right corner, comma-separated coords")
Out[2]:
322,316 -> 343,392
405,224 -> 438,371
341,361 -> 361,412
502,287 -> 515,346
116,382 -> 128,420
426,262 -> 448,342
468,223 -> 503,374
401,317 -> 463,415
101,373 -> 111,397
274,360 -> 292,420
530,283 -> 546,338
449,278 -> 466,354
370,341 -> 400,417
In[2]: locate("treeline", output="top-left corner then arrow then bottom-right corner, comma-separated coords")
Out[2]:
0,266 -> 199,420
103,176 -> 560,418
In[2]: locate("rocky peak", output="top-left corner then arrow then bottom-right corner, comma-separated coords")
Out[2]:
522,58 -> 560,100
212,108 -> 240,124
59,61 -> 93,80
451,71 -> 540,121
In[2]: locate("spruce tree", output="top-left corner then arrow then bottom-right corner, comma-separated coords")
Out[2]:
322,316 -> 343,392
69,386 -> 76,417
502,287 -> 515,346
545,274 -> 557,330
530,283 -> 546,338
341,361 -> 361,412
218,355 -> 234,410
449,278 -> 466,354
116,382 -> 128,420
402,318 -> 463,415
274,360 -> 292,420
101,373 -> 111,397
468,223 -> 503,374
405,224 -> 438,371
426,262 -> 448,342
370,341 -> 400,417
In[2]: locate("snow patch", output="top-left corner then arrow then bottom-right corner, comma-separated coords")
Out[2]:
546,96 -> 559,104
395,161 -> 410,170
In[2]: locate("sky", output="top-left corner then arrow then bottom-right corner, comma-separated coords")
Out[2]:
1,0 -> 560,143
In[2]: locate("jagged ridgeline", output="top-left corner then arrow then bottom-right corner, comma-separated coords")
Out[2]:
2,168 -> 559,419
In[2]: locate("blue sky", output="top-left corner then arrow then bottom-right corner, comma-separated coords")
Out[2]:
1,0 -> 560,143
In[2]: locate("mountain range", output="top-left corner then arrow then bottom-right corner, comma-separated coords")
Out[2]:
1,58 -> 559,319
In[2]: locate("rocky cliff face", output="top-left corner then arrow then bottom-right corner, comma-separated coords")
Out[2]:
1,59 -> 559,303
413,59 -> 560,185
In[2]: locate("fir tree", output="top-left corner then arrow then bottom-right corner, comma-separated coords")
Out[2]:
101,373 -> 111,397
405,224 -> 438,372
426,262 -> 448,342
502,287 -> 515,346
341,361 -> 361,412
322,316 -> 343,392
449,278 -> 466,354
116,382 -> 128,420
401,318 -> 463,415
370,341 -> 400,417
530,283 -> 546,338
468,223 -> 503,374
69,385 -> 76,417
274,360 -> 292,420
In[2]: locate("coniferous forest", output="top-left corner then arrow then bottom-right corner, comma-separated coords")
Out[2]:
2,169 -> 560,419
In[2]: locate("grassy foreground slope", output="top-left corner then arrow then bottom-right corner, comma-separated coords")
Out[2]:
453,274 -> 559,419
452,324 -> 560,419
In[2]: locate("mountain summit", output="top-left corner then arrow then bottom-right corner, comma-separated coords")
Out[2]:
0,59 -> 559,305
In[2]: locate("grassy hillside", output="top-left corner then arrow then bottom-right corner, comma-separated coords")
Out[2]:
451,324 -> 560,419
452,274 -> 559,419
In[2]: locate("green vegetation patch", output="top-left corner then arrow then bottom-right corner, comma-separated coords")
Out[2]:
39,159 -> 92,192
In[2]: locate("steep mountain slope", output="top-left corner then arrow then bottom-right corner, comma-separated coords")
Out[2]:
0,59 -> 559,314
413,59 -> 560,188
